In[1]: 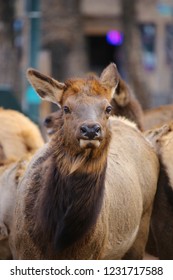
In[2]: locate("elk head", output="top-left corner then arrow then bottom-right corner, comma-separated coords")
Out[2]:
27,63 -> 119,153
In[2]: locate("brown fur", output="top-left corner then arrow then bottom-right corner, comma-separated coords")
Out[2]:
10,64 -> 159,260
0,108 -> 44,160
145,123 -> 173,259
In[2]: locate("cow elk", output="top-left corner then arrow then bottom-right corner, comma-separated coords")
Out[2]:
9,63 -> 159,260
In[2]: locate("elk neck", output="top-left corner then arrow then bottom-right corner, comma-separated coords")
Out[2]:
27,113 -> 111,255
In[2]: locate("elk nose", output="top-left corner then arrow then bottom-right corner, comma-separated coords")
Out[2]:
80,124 -> 101,140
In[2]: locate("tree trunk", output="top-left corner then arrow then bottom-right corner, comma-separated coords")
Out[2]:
121,0 -> 150,108
41,0 -> 89,81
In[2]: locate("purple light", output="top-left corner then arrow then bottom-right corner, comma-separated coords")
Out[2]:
106,30 -> 123,46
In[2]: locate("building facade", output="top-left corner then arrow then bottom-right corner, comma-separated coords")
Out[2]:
14,0 -> 173,117
81,0 -> 173,107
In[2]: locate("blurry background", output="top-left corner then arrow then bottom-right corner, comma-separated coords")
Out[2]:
0,0 -> 173,123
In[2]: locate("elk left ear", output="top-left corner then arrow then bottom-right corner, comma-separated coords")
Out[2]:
100,63 -> 119,97
27,68 -> 66,105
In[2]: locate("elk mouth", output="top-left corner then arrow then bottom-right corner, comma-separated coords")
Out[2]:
79,139 -> 101,149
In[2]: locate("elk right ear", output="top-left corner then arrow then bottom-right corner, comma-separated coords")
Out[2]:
27,68 -> 66,104
113,78 -> 130,107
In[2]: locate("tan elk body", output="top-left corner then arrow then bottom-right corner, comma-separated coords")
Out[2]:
10,64 -> 159,259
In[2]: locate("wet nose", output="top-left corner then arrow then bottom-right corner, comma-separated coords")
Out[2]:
80,124 -> 101,140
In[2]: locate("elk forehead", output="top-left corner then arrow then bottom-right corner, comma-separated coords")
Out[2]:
62,78 -> 113,104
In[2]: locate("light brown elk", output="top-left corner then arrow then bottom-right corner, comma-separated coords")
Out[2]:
10,63 -> 159,260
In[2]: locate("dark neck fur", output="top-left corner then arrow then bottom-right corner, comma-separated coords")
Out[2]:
27,156 -> 106,255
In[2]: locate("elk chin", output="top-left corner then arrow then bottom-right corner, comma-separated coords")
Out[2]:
79,139 -> 101,149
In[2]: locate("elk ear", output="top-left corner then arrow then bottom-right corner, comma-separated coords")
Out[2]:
144,124 -> 170,152
26,68 -> 66,104
100,63 -> 119,97
113,78 -> 130,107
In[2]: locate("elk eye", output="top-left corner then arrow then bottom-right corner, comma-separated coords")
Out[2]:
63,106 -> 71,114
105,106 -> 112,114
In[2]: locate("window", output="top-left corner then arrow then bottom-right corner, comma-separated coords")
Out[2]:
86,35 -> 124,77
165,24 -> 173,65
139,23 -> 156,70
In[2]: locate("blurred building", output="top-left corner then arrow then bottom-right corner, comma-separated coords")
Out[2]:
81,0 -> 173,107
0,0 -> 22,111
11,0 -> 173,120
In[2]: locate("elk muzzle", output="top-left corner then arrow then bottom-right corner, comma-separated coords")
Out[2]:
80,124 -> 101,139
79,123 -> 102,149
